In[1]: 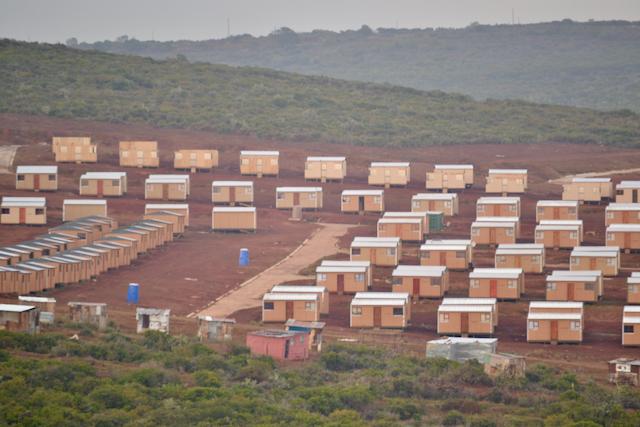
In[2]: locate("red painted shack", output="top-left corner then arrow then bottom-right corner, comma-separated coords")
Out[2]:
245,330 -> 310,361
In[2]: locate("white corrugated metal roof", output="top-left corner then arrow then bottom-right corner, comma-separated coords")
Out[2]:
351,298 -> 405,307
546,274 -> 598,282
438,305 -> 492,313
0,304 -> 35,312
475,216 -> 519,223
489,169 -> 527,174
421,244 -> 468,251
496,244 -> 544,255
426,239 -> 471,245
623,316 -> 640,323
212,181 -> 253,187
276,187 -> 322,193
149,174 -> 189,180
378,217 -> 422,224
81,172 -> 126,180
1,197 -> 46,207
571,246 -> 618,253
354,292 -> 409,301
540,220 -> 583,226
240,150 -> 279,156
342,189 -> 383,196
434,164 -> 473,170
383,211 -> 427,219
442,298 -> 496,306
270,285 -> 326,294
146,177 -> 188,184
617,181 -> 640,189
552,270 -> 601,277
212,207 -> 256,213
472,221 -> 515,228
607,224 -> 640,232
262,293 -> 317,301
145,203 -> 189,210
477,197 -> 520,204
18,296 -> 55,303
307,156 -> 346,162
571,177 -> 610,183
392,265 -> 446,277
316,265 -> 366,273
529,301 -> 583,309
320,260 -> 370,268
624,306 -> 640,314
536,224 -> 581,231
537,200 -> 579,207
470,268 -> 522,279
352,239 -> 399,248
370,162 -> 409,167
16,165 -> 57,174
606,203 -> 640,211
528,312 -> 582,320
63,199 -> 107,206
412,193 -> 457,201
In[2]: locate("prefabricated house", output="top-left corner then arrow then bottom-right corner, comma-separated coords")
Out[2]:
562,177 -> 613,203
476,197 -> 521,217
412,193 -> 459,216
471,221 -> 517,246
535,223 -> 582,249
441,298 -> 498,326
246,330 -> 309,361
145,203 -> 189,227
18,296 -> 55,324
62,199 -> 107,222
145,175 -> 189,201
383,211 -> 429,235
377,217 -> 423,242
52,136 -> 97,163
197,316 -> 235,342
262,292 -> 320,323
276,187 -> 323,210
426,164 -> 474,191
546,270 -> 603,302
1,197 -> 46,225
174,149 -> 218,171
629,273 -> 640,304
420,239 -> 473,270
212,181 -> 254,205
485,169 -> 528,194
368,162 -> 410,187
616,181 -> 640,203
0,304 -> 39,333
392,265 -> 449,299
143,210 -> 185,235
469,268 -> 524,300
211,207 -> 257,232
304,156 -> 346,182
350,292 -> 411,329
570,246 -> 620,276
536,200 -> 579,222
437,304 -> 495,337
119,141 -> 159,168
79,172 -> 127,197
495,244 -> 545,273
15,166 -> 58,191
475,216 -> 521,237
68,302 -> 108,330
527,301 -> 584,344
270,285 -> 329,315
350,237 -> 401,266
240,150 -> 279,177
608,358 -> 640,386
623,306 -> 640,346
606,203 -> 640,225
606,224 -> 640,251
136,308 -> 170,333
316,260 -> 371,294
341,190 -> 384,214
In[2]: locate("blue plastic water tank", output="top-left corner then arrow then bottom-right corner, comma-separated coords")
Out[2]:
239,248 -> 250,266
127,283 -> 139,304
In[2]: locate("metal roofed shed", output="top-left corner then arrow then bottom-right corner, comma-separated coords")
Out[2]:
16,165 -> 58,192
19,296 -> 55,324
426,337 -> 497,363
1,197 -> 47,225
0,303 -> 39,333
197,316 -> 235,342
136,308 -> 170,333
411,192 -> 459,216
212,181 -> 254,206
246,329 -> 309,361
341,189 -> 385,214
276,187 -> 323,210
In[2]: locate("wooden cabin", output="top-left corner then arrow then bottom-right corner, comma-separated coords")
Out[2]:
476,197 -> 520,217
616,181 -> 640,204
316,260 -> 371,294
623,306 -> 640,346
304,156 -> 346,182
562,177 -> 613,203
629,273 -> 640,304
383,211 -> 429,236
546,270 -> 603,302
606,203 -> 640,225
246,330 -> 310,361
441,298 -> 498,326
350,237 -> 401,266
145,203 -> 189,227
527,303 -> 583,344
535,223 -> 582,249
341,190 -> 384,214
495,244 -> 545,274
62,199 -> 107,222
437,304 -> 495,337
420,239 -> 473,270
368,162 -> 410,187
262,293 -> 320,323
0,304 -> 39,333
350,292 -> 410,329
377,217 -> 423,242
79,172 -> 127,197
15,166 -> 58,191
469,268 -> 524,300
211,207 -> 256,232
212,181 -> 254,205
471,221 -> 516,246
392,265 -> 449,299
174,149 -> 218,171
240,150 -> 279,177
270,285 -> 329,315
426,164 -> 474,191
606,224 -> 640,251
485,169 -> 527,194
136,308 -> 170,333
145,175 -> 188,201
536,200 -> 579,222
276,187 -> 323,210
1,197 -> 46,225
411,193 -> 459,216
119,141 -> 159,168
570,246 -> 619,276
52,136 -> 97,163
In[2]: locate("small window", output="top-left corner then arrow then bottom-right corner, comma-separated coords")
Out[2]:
570,257 -> 578,265
270,158 -> 277,165
506,228 -> 514,236
470,279 -> 479,288
570,321 -> 581,331
507,280 -> 517,289
300,335 -> 305,344
531,255 -> 540,263
384,169 -> 391,177
212,186 -> 221,194
17,174 -> 25,181
190,153 -> 197,160
308,192 -> 317,199
304,302 -> 316,311
392,277 -> 402,285
569,231 -> 577,239
537,207 -> 544,214
355,273 -> 364,282
411,223 -> 420,231
112,180 -> 120,186
568,207 -> 576,214
606,212 -> 614,219
477,204 -> 485,213
421,250 -> 430,258
137,151 -> 144,158
444,201 -> 451,208
48,174 -> 56,181
412,200 -> 420,209
81,179 -> 89,187
74,146 -> 82,154
277,192 -> 286,200
317,273 -> 327,282
509,204 -> 516,212
352,306 -> 362,316
245,187 -> 253,194
263,302 -> 274,310
624,324 -> 634,334
630,284 -> 638,294
528,320 -> 539,330
431,277 -> 441,286
122,151 -> 129,158
175,152 -> 183,160
471,227 -> 479,236
373,196 -> 381,204
481,313 -> 491,323
607,258 -> 615,266
35,208 -> 44,215
1,208 -> 9,214
584,283 -> 595,291
241,158 -> 249,165
456,251 -> 466,259
440,313 -> 449,322
535,231 -> 543,240
392,307 -> 403,316
547,282 -> 556,291
60,146 -> 68,153
342,196 -> 350,204
607,233 -> 614,241
204,152 -> 212,160
352,248 -> 361,256
386,248 -> 396,256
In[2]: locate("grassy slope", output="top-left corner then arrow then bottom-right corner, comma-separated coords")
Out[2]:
1,39 -> 640,147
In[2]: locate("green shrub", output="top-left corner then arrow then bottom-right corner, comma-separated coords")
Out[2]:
442,410 -> 466,426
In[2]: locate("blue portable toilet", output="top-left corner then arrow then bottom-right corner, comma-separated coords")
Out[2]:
239,248 -> 250,266
127,283 -> 139,304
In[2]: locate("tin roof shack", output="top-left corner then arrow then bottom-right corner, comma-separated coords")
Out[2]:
0,304 -> 39,333
240,150 -> 279,177
570,246 -> 619,276
527,301 -> 584,344
246,330 -> 309,361
317,260 -> 371,294
426,164 -> 474,191
262,292 -> 320,323
495,244 -> 545,274
119,140 -> 159,168
484,353 -> 526,379
351,237 -> 401,266
616,181 -> 640,203
18,296 -> 55,324
368,162 -> 410,187
536,200 -> 579,222
623,306 -> 640,346
392,265 -> 449,299
562,177 -> 613,203
52,136 -> 97,163
350,292 -> 411,329
377,217 -> 423,242
1,197 -> 46,225
62,199 -> 107,222
197,316 -> 235,342
136,308 -> 170,334
285,319 -> 325,352
16,166 -> 58,192
305,156 -> 347,182
145,203 -> 189,227
608,358 -> 640,386
477,197 -> 521,218
606,203 -> 640,226
145,175 -> 188,201
471,220 -> 516,246
276,187 -> 323,210
469,268 -> 524,300
546,270 -> 603,302
174,149 -> 218,172
383,211 -> 430,236
420,239 -> 473,270
535,222 -> 582,249
341,190 -> 384,214
438,304 -> 495,337
629,273 -> 640,304
80,172 -> 127,197
606,224 -> 640,251
426,337 -> 497,363
412,193 -> 459,216
212,181 -> 254,206
270,285 -> 329,315
211,207 -> 257,232
486,169 -> 527,195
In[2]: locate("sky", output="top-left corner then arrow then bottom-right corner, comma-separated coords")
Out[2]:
1,0 -> 640,43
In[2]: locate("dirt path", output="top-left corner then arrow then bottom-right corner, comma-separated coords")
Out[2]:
0,145 -> 19,173
548,167 -> 640,185
193,222 -> 353,319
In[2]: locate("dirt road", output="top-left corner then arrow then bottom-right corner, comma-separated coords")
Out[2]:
548,167 -> 640,185
0,145 -> 19,173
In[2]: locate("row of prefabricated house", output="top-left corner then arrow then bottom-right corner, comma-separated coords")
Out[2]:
561,178 -> 640,204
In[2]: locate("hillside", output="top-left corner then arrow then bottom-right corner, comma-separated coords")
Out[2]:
1,39 -> 640,147
79,20 -> 640,112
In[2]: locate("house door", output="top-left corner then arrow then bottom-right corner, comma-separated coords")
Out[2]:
428,201 -> 434,210
461,313 -> 469,334
553,207 -> 560,219
567,283 -> 575,301
256,159 -> 263,173
19,208 -> 26,224
229,187 -> 236,203
284,339 -> 290,359
634,190 -> 639,203
489,280 -> 498,298
439,252 -> 447,265
550,320 -> 559,342
493,205 -> 500,216
142,314 -> 150,329
97,180 -> 104,197
285,301 -> 294,320
553,232 -> 560,248
373,307 -> 382,327
589,258 -> 597,269
412,278 -> 420,296
358,196 -> 365,211
34,175 -> 40,190
623,211 -> 629,223
370,249 -> 377,265
395,224 -> 401,238
293,193 -> 300,206
162,184 -> 169,200
337,274 -> 345,294
624,233 -> 631,249
515,257 -> 521,268
489,228 -> 496,243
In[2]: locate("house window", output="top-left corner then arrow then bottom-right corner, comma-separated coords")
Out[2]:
204,152 -> 212,160
392,307 -> 403,316
245,187 -> 253,194
190,153 -> 197,160
528,320 -> 539,330
175,152 -> 183,160
509,204 -> 516,212
547,282 -> 556,291
481,313 -> 491,323
607,233 -> 614,241
570,257 -> 578,265
531,255 -> 540,263
263,302 -> 274,310
35,208 -> 44,215
535,231 -> 543,240
277,192 -> 286,200
444,201 -> 451,208
507,280 -> 517,289
355,273 -> 364,282
392,277 -> 402,285
270,158 -> 277,165
440,313 -> 449,322
374,196 -> 381,204
606,212 -> 614,219
352,306 -> 362,315
342,196 -> 349,203
81,179 -> 89,187
241,158 -> 249,165
470,279 -> 479,288
317,273 -> 327,282
386,248 -> 396,256
412,201 -> 420,209
300,335 -> 305,344
456,251 -> 466,259
607,258 -> 615,266
570,321 -> 581,331
48,174 -> 56,181
421,250 -> 430,258
569,232 -> 577,239
477,204 -> 485,213
74,146 -> 81,154
411,223 -> 420,231
60,146 -> 68,153
537,207 -> 544,215
137,151 -> 144,158
496,255 -> 506,263
568,207 -> 576,214
212,186 -> 221,194
584,283 -> 595,291
471,227 -> 479,236
321,163 -> 327,170
624,324 -> 634,333
309,192 -> 317,199
122,151 -> 129,158
352,248 -> 361,255
16,175 -> 25,181
112,180 -> 120,186
630,284 -> 638,294
506,228 -> 514,236
305,302 -> 316,311
384,169 -> 391,177
178,184 -> 185,191
431,277 -> 441,286
1,208 -> 9,214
